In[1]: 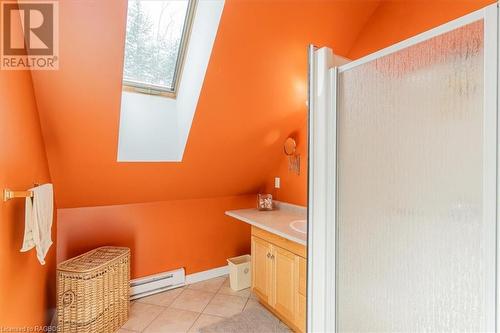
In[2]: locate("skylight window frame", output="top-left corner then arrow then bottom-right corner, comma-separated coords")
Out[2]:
122,0 -> 197,98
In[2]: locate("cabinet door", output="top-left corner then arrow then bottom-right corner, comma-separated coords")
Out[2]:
296,293 -> 306,331
298,256 -> 306,296
295,256 -> 307,332
272,246 -> 297,323
251,236 -> 272,302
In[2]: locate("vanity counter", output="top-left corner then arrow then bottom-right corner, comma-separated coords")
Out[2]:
225,202 -> 307,246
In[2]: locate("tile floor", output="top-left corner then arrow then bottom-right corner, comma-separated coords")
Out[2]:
119,275 -> 279,333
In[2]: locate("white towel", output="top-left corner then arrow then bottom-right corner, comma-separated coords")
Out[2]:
20,183 -> 54,265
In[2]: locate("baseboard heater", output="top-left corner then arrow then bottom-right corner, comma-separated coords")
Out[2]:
130,268 -> 185,300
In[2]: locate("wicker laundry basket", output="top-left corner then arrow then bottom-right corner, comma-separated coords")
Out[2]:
57,246 -> 130,333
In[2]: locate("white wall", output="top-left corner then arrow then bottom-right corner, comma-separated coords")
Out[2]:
118,92 -> 179,161
117,0 -> 225,162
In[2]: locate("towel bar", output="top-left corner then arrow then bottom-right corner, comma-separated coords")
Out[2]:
3,189 -> 34,202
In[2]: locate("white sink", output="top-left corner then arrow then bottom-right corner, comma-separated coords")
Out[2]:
289,219 -> 307,234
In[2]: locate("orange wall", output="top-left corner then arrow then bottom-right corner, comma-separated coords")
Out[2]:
269,0 -> 497,207
58,195 -> 255,278
349,0 -> 496,59
0,56 -> 55,325
265,118 -> 308,206
30,0 -> 380,208
41,0 -> 381,278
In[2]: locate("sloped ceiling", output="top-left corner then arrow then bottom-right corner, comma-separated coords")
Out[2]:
348,0 -> 495,59
31,0 -> 380,208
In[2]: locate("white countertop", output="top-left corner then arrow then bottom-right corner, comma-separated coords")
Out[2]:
225,201 -> 307,246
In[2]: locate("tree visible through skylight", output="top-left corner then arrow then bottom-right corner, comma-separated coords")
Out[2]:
123,0 -> 191,93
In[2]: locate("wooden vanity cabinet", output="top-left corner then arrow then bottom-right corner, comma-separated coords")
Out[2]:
273,245 -> 298,323
251,235 -> 272,303
251,226 -> 307,333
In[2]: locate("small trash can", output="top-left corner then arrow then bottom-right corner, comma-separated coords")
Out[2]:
227,254 -> 251,291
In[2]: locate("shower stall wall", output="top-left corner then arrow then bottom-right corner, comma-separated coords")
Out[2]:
308,4 -> 499,332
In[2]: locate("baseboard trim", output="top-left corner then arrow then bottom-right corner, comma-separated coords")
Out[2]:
131,265 -> 229,301
185,265 -> 229,285
130,268 -> 185,300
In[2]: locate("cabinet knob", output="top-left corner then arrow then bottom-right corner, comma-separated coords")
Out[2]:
267,253 -> 271,258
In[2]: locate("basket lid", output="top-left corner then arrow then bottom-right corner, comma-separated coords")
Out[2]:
57,246 -> 130,273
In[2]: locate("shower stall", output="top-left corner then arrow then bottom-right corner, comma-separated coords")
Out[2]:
308,3 -> 499,332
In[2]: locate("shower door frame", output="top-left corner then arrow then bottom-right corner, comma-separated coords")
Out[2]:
308,3 -> 499,332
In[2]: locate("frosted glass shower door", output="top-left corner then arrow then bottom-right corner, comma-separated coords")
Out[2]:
335,15 -> 497,332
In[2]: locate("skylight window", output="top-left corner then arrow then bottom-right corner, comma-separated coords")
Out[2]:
123,0 -> 195,96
